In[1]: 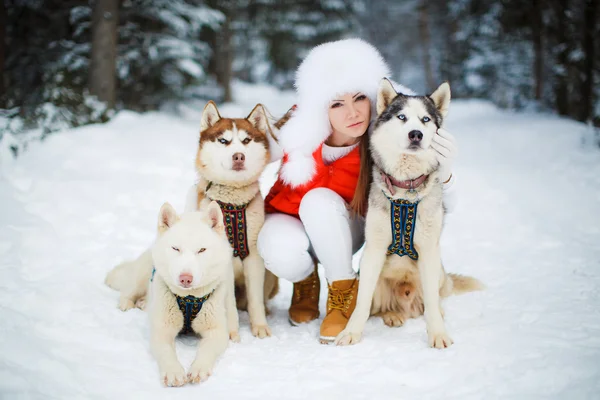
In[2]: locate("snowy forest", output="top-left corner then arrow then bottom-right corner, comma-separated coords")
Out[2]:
2,2 -> 600,397
1,0 -> 599,146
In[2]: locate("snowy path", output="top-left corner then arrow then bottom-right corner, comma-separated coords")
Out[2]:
1,83 -> 599,399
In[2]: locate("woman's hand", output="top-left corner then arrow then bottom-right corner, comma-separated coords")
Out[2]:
431,128 -> 457,183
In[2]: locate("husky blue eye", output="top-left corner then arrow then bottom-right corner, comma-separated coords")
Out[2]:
397,114 -> 406,121
218,138 -> 229,145
423,116 -> 431,122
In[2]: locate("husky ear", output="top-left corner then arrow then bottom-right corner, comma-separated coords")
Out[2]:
206,201 -> 224,233
377,78 -> 398,116
158,202 -> 178,234
429,82 -> 451,118
247,103 -> 269,134
201,100 -> 221,132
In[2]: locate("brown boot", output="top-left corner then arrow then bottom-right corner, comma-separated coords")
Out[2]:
319,278 -> 359,343
288,264 -> 320,325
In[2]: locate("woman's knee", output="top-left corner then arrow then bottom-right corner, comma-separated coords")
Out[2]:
258,215 -> 304,261
298,187 -> 348,222
257,214 -> 313,281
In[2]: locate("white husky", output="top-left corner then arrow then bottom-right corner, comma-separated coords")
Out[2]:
336,79 -> 482,348
148,201 -> 236,386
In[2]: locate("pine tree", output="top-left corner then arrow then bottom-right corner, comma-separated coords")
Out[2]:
2,0 -> 223,135
117,0 -> 224,110
231,0 -> 356,88
4,0 -> 108,134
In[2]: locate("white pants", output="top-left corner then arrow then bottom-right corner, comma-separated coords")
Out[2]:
257,188 -> 365,283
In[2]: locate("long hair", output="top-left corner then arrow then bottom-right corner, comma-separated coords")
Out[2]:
350,133 -> 373,216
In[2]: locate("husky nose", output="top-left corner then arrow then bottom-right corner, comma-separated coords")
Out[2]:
178,273 -> 193,288
232,153 -> 245,162
408,130 -> 423,142
232,152 -> 245,171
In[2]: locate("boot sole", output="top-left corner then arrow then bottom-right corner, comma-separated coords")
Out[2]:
289,317 -> 315,326
288,316 -> 319,326
318,335 -> 335,344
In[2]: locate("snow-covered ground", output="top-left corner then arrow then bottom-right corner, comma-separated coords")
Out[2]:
1,81 -> 599,399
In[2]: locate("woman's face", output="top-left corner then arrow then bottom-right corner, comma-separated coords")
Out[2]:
328,92 -> 372,140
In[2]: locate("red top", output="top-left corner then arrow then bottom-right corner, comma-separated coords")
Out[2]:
265,144 -> 361,218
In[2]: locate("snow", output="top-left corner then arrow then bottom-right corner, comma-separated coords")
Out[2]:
1,82 -> 600,399
177,59 -> 204,79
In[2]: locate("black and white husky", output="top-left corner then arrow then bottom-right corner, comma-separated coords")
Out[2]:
336,79 -> 482,348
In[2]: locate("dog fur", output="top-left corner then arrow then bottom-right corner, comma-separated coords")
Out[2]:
105,101 -> 279,338
336,79 -> 482,348
148,202 -> 235,386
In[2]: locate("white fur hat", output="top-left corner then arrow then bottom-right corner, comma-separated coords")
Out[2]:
278,38 -> 391,187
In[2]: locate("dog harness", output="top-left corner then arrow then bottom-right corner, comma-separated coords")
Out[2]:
150,267 -> 214,334
215,200 -> 250,260
384,194 -> 419,260
176,291 -> 214,334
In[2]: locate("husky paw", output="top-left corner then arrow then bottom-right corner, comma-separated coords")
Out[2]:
229,331 -> 241,343
251,324 -> 271,339
161,364 -> 187,387
335,330 -> 362,346
135,297 -> 147,310
118,297 -> 135,311
428,331 -> 453,349
188,358 -> 213,384
381,312 -> 406,327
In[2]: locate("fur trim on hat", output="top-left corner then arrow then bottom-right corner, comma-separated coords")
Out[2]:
278,38 -> 391,187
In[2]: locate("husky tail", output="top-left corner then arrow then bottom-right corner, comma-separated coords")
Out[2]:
105,261 -> 132,291
448,273 -> 484,295
440,273 -> 484,297
105,249 -> 154,311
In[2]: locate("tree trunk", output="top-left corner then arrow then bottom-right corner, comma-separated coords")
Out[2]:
532,0 -> 544,100
553,0 -> 570,116
419,0 -> 435,91
0,1 -> 6,108
580,0 -> 596,122
89,0 -> 119,109
217,14 -> 233,102
204,0 -> 232,102
436,0 -> 449,81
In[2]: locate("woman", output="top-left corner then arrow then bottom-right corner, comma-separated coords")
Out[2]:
257,38 -> 457,343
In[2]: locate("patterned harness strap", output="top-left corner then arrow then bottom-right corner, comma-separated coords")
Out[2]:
176,291 -> 213,334
384,192 -> 419,260
216,200 -> 250,260
150,268 -> 214,335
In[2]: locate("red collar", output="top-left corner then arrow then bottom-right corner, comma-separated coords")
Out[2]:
380,170 -> 428,195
